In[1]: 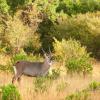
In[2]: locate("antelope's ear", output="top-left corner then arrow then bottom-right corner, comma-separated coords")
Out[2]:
42,48 -> 45,53
49,47 -> 53,57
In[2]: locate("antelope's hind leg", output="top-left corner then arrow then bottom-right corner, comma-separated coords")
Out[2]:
17,76 -> 22,84
12,75 -> 17,84
12,66 -> 22,84
12,73 -> 22,84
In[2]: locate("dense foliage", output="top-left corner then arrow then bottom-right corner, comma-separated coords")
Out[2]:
0,0 -> 100,73
0,1 -> 100,99
53,38 -> 92,75
55,12 -> 100,58
1,84 -> 21,100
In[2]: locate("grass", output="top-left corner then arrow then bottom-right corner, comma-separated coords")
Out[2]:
65,81 -> 100,100
0,61 -> 100,100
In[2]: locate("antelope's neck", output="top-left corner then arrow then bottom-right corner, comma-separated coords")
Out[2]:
44,59 -> 51,68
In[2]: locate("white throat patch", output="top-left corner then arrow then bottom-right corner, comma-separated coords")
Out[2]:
49,62 -> 52,66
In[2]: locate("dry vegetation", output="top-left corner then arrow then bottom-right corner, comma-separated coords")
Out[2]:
0,0 -> 100,100
0,61 -> 100,100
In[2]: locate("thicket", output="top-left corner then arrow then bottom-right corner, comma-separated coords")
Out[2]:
54,12 -> 100,59
53,38 -> 92,76
56,0 -> 100,15
0,0 -> 100,73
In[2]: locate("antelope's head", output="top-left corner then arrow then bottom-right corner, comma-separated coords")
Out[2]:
42,47 -> 52,66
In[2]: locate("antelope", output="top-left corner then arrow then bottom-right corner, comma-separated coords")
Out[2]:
12,48 -> 52,84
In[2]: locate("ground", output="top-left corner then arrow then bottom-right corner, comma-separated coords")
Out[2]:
0,61 -> 100,100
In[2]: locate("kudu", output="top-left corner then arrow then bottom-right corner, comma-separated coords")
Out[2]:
12,48 -> 52,84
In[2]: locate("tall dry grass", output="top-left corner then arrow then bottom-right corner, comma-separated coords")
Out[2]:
0,62 -> 100,100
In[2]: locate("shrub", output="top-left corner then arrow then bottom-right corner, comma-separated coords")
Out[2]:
89,81 -> 100,91
65,90 -> 89,100
48,68 -> 60,80
34,68 -> 60,93
0,5 -> 41,54
12,49 -> 27,63
12,49 -> 43,64
0,65 -> 12,72
7,0 -> 33,14
54,38 -> 89,60
34,76 -> 51,93
26,54 -> 42,62
53,38 -> 92,75
4,16 -> 31,50
56,0 -> 100,15
23,32 -> 41,54
0,0 -> 10,13
0,53 -> 12,72
1,84 -> 21,100
55,12 -> 100,59
66,57 -> 92,76
65,81 -> 100,100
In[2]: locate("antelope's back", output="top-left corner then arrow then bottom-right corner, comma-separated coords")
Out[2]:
15,61 -> 44,76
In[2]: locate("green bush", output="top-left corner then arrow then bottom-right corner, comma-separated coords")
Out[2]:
54,38 -> 89,60
54,12 -> 100,59
0,5 -> 41,54
35,0 -> 100,19
65,90 -> 89,100
89,81 -> 100,91
12,49 -> 27,63
1,84 -> 21,100
53,38 -> 92,75
7,0 -> 32,14
56,0 -> 100,15
12,49 -> 43,64
26,54 -> 42,62
0,65 -> 12,72
0,0 -> 10,13
66,57 -> 92,76
65,81 -> 100,100
48,68 -> 60,80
